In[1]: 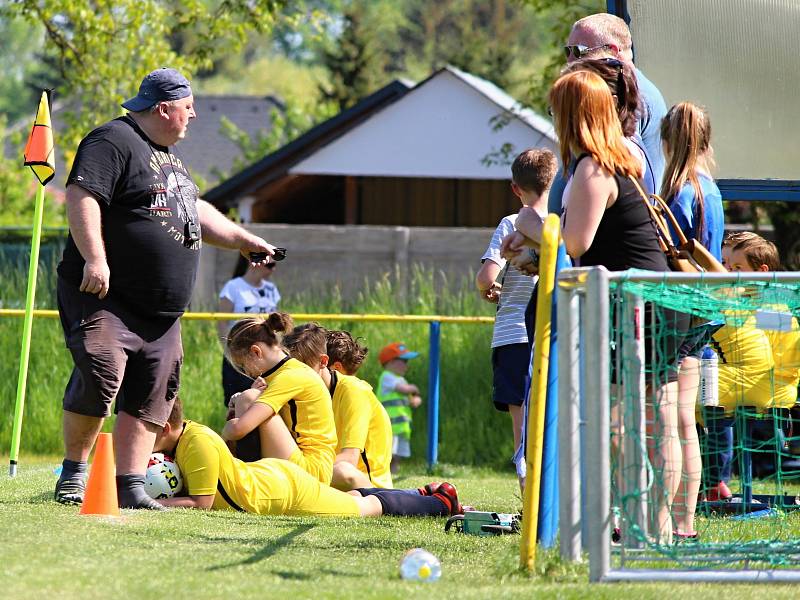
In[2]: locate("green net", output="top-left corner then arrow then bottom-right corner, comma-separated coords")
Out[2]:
608,273 -> 800,570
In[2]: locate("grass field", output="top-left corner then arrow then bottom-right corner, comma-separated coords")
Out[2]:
3,460 -> 800,600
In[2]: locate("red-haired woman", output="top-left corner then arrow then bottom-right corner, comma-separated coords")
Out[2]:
504,70 -> 689,544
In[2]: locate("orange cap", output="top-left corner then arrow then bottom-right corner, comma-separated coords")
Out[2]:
378,342 -> 419,365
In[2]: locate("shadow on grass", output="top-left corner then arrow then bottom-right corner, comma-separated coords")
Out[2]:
206,523 -> 316,570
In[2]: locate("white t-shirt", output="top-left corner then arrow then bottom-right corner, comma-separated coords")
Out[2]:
481,214 -> 537,348
219,277 -> 281,315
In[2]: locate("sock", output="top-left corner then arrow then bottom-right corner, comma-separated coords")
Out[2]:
357,488 -> 449,517
116,474 -> 166,510
60,459 -> 87,481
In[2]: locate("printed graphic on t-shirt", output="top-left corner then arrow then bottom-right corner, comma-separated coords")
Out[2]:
148,148 -> 200,249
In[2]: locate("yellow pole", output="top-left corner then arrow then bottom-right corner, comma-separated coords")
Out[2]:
519,214 -> 561,570
0,309 -> 493,324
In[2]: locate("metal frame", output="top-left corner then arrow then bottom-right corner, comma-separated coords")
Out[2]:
606,0 -> 800,203
558,267 -> 800,583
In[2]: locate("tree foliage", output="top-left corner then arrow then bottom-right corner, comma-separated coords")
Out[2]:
2,0 -> 286,169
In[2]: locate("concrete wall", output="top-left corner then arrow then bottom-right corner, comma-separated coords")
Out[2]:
192,224 -> 496,310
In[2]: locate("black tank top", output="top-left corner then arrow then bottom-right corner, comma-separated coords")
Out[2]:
572,155 -> 669,272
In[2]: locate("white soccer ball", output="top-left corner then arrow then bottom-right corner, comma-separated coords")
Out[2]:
145,452 -> 183,499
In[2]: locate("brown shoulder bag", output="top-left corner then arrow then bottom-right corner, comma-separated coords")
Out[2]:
629,176 -> 727,274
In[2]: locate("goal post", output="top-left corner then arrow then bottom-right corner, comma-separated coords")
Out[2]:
558,267 -> 800,583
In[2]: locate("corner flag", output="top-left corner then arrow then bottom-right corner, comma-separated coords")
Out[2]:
10,90 -> 56,477
23,90 -> 55,186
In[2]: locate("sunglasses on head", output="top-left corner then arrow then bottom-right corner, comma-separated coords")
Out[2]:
564,43 -> 616,60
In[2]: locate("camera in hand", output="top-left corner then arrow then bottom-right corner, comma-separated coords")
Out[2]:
250,247 -> 286,263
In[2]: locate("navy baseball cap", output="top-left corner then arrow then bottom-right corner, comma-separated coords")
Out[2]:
121,68 -> 192,112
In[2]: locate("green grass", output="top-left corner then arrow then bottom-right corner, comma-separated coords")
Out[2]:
2,463 -> 800,599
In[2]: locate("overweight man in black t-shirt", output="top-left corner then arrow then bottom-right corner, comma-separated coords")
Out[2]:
54,68 -> 275,509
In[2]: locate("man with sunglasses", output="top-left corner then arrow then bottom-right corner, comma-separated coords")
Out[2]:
548,12 -> 667,214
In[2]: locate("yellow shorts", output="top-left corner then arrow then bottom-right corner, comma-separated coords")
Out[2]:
289,447 -> 334,485
286,462 -> 361,517
246,459 -> 360,517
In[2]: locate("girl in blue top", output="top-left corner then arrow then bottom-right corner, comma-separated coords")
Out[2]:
661,102 -> 724,260
660,102 -> 725,540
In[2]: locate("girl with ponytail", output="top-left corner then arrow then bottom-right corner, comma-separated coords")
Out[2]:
660,102 -> 724,259
660,102 -> 725,542
221,312 -> 337,484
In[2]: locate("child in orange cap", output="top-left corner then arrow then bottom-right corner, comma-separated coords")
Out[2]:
376,342 -> 422,473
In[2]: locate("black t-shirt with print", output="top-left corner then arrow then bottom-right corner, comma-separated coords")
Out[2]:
59,115 -> 201,318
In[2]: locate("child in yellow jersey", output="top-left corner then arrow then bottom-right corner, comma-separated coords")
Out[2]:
284,324 -> 393,491
221,313 -> 337,484
154,398 -> 464,517
326,330 -> 369,375
704,232 -> 796,497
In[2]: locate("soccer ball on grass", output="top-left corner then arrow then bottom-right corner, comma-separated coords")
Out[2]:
145,452 -> 183,499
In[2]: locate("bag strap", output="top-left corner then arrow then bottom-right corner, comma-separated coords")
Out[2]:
648,193 -> 691,247
627,175 -> 675,254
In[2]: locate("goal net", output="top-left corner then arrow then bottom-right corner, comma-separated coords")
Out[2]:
558,268 -> 800,582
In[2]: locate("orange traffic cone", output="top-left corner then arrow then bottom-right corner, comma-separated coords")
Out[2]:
80,432 -> 120,517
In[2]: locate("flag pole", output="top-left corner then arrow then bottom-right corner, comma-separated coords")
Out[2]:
11,89 -> 55,477
9,183 -> 46,477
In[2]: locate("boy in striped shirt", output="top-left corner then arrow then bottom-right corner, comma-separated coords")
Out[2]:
475,148 -> 557,468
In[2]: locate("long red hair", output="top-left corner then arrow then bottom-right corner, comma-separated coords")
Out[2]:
548,70 -> 642,179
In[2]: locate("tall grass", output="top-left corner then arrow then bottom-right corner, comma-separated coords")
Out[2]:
0,252 -> 516,466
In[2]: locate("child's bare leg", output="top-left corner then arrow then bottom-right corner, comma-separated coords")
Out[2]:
332,461 -> 372,491
257,415 -> 299,460
647,380 -> 680,544
510,404 -> 524,493
673,357 -> 701,534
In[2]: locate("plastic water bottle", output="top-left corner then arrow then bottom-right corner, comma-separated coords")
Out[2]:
399,548 -> 441,582
699,346 -> 719,407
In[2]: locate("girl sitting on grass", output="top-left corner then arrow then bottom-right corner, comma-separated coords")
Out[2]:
221,313 -> 336,484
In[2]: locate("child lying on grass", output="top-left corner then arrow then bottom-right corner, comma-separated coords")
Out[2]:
154,397 -> 464,518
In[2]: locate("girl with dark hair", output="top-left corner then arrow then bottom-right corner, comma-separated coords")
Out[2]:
221,313 -> 337,484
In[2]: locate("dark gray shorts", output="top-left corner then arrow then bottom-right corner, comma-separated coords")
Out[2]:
57,277 -> 183,426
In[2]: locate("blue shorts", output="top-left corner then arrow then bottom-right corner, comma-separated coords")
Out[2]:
491,343 -> 531,412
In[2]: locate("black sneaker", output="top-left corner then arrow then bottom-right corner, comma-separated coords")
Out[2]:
54,476 -> 86,505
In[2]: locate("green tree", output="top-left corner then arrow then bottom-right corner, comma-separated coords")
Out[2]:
316,8 -> 382,112
1,0 -> 287,171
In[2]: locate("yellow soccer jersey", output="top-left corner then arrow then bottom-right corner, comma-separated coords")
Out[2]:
712,316 -> 775,413
257,357 -> 337,483
331,371 -> 393,489
175,421 -> 359,516
763,307 -> 800,408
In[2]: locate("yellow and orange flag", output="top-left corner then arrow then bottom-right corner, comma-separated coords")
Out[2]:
23,90 -> 55,186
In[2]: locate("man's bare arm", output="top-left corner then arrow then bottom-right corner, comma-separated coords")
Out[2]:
196,200 -> 274,263
65,184 -> 110,298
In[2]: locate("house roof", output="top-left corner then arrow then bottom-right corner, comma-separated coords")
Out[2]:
178,95 -> 282,186
6,94 -> 282,191
203,80 -> 412,205
204,66 -> 556,206
289,65 -> 556,180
